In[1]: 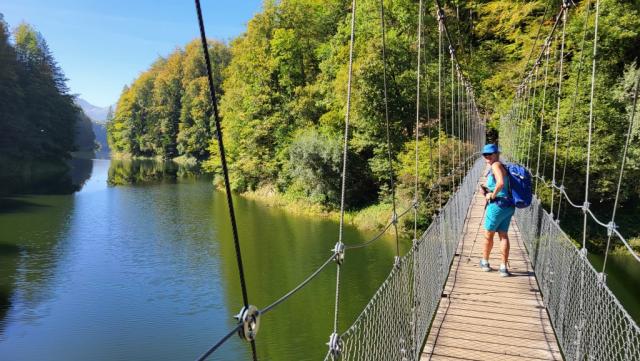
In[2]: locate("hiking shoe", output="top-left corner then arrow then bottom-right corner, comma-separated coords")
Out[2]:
499,265 -> 510,277
479,260 -> 491,272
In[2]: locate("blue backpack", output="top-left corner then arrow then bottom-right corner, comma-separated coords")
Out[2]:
504,163 -> 532,208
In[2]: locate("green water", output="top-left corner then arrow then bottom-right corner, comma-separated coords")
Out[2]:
0,159 -> 402,361
588,252 -> 640,323
1,159 -> 638,360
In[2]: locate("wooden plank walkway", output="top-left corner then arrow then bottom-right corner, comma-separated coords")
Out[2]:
421,176 -> 563,361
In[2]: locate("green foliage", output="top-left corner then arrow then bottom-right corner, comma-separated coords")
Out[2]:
106,0 -> 640,242
0,17 -> 80,167
106,39 -> 231,160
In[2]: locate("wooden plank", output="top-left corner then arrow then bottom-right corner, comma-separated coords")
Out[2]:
421,175 -> 562,361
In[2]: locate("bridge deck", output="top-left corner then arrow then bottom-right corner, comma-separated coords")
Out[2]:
421,179 -> 562,361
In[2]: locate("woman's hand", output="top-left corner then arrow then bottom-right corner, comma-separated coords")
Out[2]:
485,193 -> 494,202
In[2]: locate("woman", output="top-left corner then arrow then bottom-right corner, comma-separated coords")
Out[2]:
479,144 -> 514,277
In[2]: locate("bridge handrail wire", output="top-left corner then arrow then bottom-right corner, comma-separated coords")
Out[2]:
516,166 -> 640,263
324,157 -> 485,361
193,153 -> 482,359
515,198 -> 640,360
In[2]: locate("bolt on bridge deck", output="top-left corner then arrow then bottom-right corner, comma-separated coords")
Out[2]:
422,179 -> 562,361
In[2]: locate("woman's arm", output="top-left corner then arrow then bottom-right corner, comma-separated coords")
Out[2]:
489,162 -> 505,200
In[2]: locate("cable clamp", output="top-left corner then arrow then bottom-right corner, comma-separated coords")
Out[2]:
581,201 -> 590,213
234,305 -> 260,341
391,211 -> 398,225
394,256 -> 401,268
558,184 -> 565,193
449,45 -> 455,56
550,179 -> 556,188
412,238 -> 418,247
606,221 -> 617,237
327,332 -> 342,358
579,247 -> 588,258
332,241 -> 345,265
412,198 -> 419,209
598,272 -> 607,284
437,9 -> 445,22
562,0 -> 571,9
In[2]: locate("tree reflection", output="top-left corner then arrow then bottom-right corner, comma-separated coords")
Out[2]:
107,159 -> 200,186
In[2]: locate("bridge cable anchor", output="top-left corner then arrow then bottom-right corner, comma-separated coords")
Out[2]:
606,221 -> 617,238
234,305 -> 260,342
327,332 -> 342,358
332,241 -> 345,265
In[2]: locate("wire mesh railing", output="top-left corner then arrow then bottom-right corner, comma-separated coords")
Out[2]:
324,158 -> 484,361
515,198 -> 640,361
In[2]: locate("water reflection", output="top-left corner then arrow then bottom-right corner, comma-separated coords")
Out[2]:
107,159 -> 200,186
0,159 -> 400,360
1,158 -> 93,195
0,194 -> 74,336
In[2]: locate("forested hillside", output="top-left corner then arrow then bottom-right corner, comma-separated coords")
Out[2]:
0,16 -> 85,193
0,18 -> 80,161
107,0 -> 640,243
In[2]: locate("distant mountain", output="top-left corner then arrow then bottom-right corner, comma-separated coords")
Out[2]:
74,98 -> 113,158
75,98 -> 112,124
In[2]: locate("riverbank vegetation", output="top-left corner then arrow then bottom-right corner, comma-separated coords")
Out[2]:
0,16 -> 94,194
106,0 -> 639,249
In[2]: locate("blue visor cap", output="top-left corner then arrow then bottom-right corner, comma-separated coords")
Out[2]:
482,144 -> 499,155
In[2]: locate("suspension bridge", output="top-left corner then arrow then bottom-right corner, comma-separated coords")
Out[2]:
193,0 -> 640,360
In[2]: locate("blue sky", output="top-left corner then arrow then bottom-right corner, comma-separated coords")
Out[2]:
1,0 -> 263,107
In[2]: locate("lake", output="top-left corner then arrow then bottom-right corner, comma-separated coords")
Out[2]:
0,159 -> 402,361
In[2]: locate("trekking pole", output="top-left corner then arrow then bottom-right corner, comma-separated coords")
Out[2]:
466,192 -> 488,263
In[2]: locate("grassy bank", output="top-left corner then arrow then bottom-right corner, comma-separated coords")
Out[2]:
240,185 -> 414,235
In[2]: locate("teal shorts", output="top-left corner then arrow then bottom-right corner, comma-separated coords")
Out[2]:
484,202 -> 515,232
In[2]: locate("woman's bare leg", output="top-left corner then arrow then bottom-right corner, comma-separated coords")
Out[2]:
498,231 -> 510,265
483,230 -> 495,261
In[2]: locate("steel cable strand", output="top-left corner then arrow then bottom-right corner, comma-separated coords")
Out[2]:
535,43 -> 552,194
519,162 -> 640,263
378,0 -> 401,260
521,3 -> 550,79
581,0 -> 599,251
557,0 -> 592,221
194,1 -> 257,360
450,48 -> 456,190
413,0 -> 424,248
525,66 -> 540,169
259,254 -> 336,315
551,1 -> 569,218
345,152 -> 481,250
437,8 -> 443,207
517,6 -> 565,93
330,0 -> 357,356
549,4 -> 568,220
195,324 -> 244,361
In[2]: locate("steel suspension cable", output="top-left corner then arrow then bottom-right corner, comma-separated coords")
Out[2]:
413,0 -> 423,245
582,0 -> 600,251
194,1 -> 259,360
437,8 -> 443,208
329,0 -> 357,356
526,66 -> 540,169
602,72 -> 640,275
450,47 -> 456,190
550,5 -> 568,219
535,44 -> 552,194
379,0 -> 400,259
557,0 -> 591,221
